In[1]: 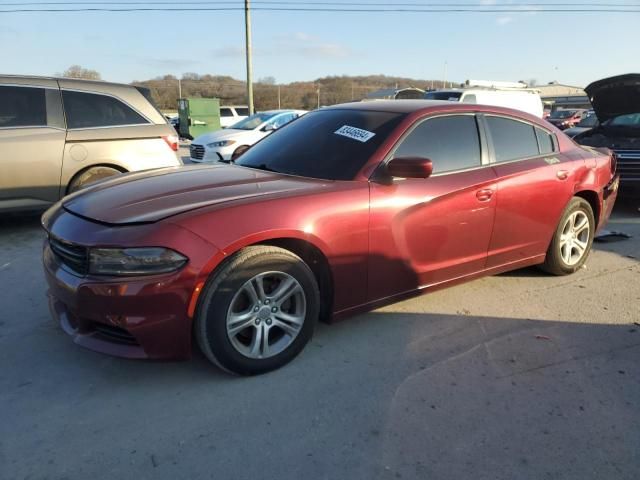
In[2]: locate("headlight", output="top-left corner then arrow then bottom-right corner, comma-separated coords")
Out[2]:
207,140 -> 236,148
89,247 -> 188,276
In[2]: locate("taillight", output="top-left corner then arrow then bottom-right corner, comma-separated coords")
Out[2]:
162,135 -> 179,152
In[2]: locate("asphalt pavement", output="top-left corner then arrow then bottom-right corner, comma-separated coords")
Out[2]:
0,193 -> 638,480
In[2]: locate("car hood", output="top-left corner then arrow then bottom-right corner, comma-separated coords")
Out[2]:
62,165 -> 329,225
192,129 -> 252,144
585,73 -> 640,122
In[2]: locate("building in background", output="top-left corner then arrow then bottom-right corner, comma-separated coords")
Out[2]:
537,83 -> 591,111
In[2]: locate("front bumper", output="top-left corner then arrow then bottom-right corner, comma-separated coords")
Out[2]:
42,207 -> 219,360
190,145 -> 234,163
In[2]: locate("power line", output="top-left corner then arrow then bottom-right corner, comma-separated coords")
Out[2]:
2,6 -> 640,12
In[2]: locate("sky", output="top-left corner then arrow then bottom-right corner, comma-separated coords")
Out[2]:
1,0 -> 639,87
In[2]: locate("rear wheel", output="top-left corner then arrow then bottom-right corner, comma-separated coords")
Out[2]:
195,246 -> 320,375
541,197 -> 595,275
67,166 -> 122,194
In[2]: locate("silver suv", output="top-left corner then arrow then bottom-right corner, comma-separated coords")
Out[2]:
0,75 -> 182,213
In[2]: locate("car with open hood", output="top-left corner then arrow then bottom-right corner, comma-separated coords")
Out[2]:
42,100 -> 619,375
574,74 -> 640,186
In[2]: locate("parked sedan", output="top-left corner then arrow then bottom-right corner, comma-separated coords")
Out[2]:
42,101 -> 619,375
547,109 -> 587,130
189,109 -> 306,162
563,110 -> 598,138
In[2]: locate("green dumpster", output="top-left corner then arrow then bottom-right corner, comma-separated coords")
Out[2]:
177,97 -> 221,139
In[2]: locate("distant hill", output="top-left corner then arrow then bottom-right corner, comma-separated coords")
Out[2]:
133,73 -> 455,110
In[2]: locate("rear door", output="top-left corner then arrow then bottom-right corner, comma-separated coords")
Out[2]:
368,113 -> 498,301
482,114 -> 580,268
0,80 -> 66,211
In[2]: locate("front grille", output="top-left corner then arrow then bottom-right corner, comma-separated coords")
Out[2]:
92,322 -> 139,345
190,144 -> 205,160
613,150 -> 640,181
49,236 -> 88,275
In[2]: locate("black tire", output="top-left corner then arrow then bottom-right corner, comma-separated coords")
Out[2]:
540,197 -> 595,276
67,166 -> 122,194
231,145 -> 250,161
195,246 -> 320,375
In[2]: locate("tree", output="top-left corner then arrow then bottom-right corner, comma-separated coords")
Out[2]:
58,65 -> 101,80
258,76 -> 276,85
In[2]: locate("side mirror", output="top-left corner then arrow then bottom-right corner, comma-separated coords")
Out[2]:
262,123 -> 276,132
386,157 -> 433,179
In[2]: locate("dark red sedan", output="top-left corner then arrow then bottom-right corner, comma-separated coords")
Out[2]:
42,101 -> 619,375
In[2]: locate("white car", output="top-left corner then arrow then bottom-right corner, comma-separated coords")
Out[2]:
220,105 -> 249,128
190,109 -> 307,162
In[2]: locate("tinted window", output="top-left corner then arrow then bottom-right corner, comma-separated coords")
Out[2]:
394,115 -> 481,174
235,107 -> 249,116
236,109 -> 405,180
220,108 -> 233,117
0,86 -> 47,127
486,116 -> 539,162
62,90 -> 148,129
535,127 -> 554,154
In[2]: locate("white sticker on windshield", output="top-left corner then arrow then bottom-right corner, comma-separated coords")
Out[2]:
334,125 -> 376,143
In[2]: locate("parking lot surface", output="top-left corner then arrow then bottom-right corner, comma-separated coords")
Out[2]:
1,196 -> 638,480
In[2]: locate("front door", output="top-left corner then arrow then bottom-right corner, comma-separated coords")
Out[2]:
368,114 -> 498,302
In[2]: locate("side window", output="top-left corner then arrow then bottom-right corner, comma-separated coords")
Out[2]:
62,90 -> 149,129
486,116 -> 540,162
236,107 -> 249,116
461,94 -> 477,104
0,86 -> 47,128
220,108 -> 233,117
393,115 -> 482,174
535,127 -> 555,154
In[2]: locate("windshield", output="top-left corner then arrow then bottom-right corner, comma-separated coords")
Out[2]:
577,114 -> 598,127
235,109 -> 406,180
550,110 -> 577,119
229,112 -> 278,130
605,113 -> 640,127
424,91 -> 462,101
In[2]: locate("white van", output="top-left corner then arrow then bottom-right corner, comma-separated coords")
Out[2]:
425,87 -> 544,118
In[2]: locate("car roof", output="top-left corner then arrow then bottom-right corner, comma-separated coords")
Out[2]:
0,74 -> 137,90
324,99 -> 533,116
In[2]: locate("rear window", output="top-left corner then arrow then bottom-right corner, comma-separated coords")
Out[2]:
62,90 -> 149,129
0,85 -> 47,127
236,109 -> 406,180
486,116 -> 540,162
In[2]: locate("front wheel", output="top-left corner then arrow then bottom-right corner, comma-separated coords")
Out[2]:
541,197 -> 595,275
195,246 -> 320,375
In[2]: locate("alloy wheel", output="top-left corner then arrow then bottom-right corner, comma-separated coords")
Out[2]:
559,210 -> 590,266
226,271 -> 306,359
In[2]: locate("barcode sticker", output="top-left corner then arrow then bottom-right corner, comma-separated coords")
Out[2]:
334,125 -> 376,143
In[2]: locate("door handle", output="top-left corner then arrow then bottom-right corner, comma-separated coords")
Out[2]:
476,189 -> 494,202
556,170 -> 569,180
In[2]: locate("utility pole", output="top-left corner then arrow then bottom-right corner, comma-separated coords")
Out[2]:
443,61 -> 448,89
316,86 -> 320,109
277,85 -> 281,109
244,0 -> 254,114
178,78 -> 182,99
